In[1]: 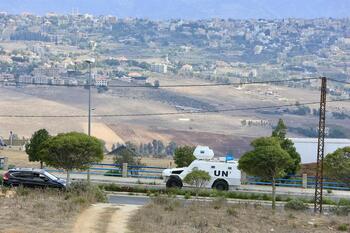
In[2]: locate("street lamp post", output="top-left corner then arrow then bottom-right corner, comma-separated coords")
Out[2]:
85,58 -> 95,184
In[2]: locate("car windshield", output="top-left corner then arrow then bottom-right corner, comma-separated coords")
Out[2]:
44,171 -> 58,181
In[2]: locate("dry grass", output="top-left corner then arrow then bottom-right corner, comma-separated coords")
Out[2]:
129,197 -> 349,233
0,149 -> 36,168
0,184 -> 106,233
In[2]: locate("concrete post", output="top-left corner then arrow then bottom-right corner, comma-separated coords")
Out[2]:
302,173 -> 308,189
3,157 -> 8,170
122,163 -> 128,178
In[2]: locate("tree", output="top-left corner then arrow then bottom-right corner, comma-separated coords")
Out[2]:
166,141 -> 177,156
157,140 -> 165,155
42,132 -> 104,186
324,147 -> 350,186
174,146 -> 195,167
272,119 -> 301,175
139,143 -> 144,155
125,141 -> 138,152
272,119 -> 287,139
152,139 -> 158,155
238,137 -> 293,209
147,143 -> 154,155
25,129 -> 50,168
114,148 -> 140,165
183,170 -> 211,197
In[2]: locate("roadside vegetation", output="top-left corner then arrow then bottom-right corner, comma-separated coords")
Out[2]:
100,183 -> 348,207
129,196 -> 349,233
0,182 -> 106,233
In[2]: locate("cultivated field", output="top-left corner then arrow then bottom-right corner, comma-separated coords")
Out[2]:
130,197 -> 350,233
1,73 -> 350,156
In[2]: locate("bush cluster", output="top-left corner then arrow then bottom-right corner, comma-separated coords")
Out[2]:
284,199 -> 308,211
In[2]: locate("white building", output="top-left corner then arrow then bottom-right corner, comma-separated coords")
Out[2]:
290,138 -> 350,164
33,76 -> 49,84
95,77 -> 108,87
18,75 -> 33,84
151,63 -> 168,74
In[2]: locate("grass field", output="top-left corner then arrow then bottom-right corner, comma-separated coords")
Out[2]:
130,197 -> 350,233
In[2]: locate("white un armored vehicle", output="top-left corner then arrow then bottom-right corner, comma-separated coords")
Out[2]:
162,146 -> 241,191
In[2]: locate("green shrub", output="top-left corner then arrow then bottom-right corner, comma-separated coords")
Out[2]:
338,198 -> 350,206
338,224 -> 348,231
8,164 -> 15,169
284,199 -> 308,211
0,176 -> 2,185
322,198 -> 336,205
184,192 -> 191,199
275,196 -> 282,201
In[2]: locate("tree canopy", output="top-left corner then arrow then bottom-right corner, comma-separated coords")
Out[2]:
25,129 -> 50,168
324,147 -> 350,186
272,119 -> 301,175
42,132 -> 104,184
174,146 -> 195,167
238,137 -> 293,209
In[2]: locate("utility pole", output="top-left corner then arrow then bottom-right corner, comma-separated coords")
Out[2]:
85,59 -> 94,184
314,77 -> 327,213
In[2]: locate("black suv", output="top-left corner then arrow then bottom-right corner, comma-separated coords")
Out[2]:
2,168 -> 66,189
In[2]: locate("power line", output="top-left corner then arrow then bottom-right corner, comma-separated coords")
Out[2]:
328,78 -> 350,85
1,98 -> 349,118
0,77 -> 319,88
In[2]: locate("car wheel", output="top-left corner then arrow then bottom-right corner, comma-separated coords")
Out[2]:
212,179 -> 229,191
166,176 -> 183,189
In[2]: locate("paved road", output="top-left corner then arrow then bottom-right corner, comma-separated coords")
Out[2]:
108,194 -> 150,205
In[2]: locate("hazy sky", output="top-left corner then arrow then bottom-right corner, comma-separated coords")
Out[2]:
0,0 -> 349,19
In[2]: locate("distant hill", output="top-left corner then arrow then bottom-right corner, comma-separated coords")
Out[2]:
1,0 -> 349,19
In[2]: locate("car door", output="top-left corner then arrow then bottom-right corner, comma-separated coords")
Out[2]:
13,171 -> 35,187
32,172 -> 49,188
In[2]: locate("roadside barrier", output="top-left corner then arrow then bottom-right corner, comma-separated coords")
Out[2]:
45,163 -> 166,179
247,175 -> 350,191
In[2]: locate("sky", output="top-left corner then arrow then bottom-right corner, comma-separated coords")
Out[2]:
0,0 -> 349,19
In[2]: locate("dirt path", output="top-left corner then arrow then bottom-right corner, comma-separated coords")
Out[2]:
72,203 -> 139,233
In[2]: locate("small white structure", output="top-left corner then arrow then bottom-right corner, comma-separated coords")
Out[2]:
290,138 -> 350,164
95,77 -> 108,87
162,145 -> 241,190
151,63 -> 168,74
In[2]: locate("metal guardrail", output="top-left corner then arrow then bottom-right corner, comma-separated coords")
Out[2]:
247,176 -> 350,191
46,163 -> 166,179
